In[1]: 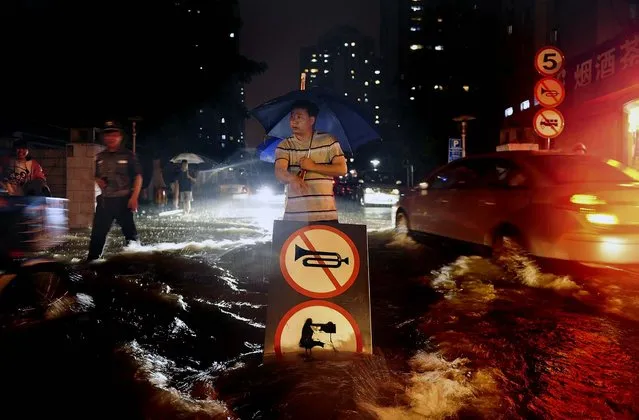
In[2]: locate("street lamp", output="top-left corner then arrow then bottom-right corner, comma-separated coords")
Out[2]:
128,116 -> 143,154
370,159 -> 380,170
452,115 -> 475,158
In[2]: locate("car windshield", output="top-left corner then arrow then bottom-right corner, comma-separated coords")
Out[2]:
363,172 -> 394,184
529,155 -> 639,184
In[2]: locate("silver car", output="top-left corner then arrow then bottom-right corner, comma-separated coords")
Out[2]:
394,152 -> 639,264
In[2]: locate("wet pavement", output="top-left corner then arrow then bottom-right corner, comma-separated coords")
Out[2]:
1,197 -> 639,419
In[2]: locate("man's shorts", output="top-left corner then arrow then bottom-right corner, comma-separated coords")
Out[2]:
180,191 -> 193,202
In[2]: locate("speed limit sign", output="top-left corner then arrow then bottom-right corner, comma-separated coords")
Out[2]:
534,46 -> 565,76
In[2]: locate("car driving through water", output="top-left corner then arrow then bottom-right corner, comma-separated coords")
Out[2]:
394,151 -> 639,265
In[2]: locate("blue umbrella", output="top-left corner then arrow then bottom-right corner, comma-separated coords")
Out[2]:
250,88 -> 380,154
256,136 -> 282,163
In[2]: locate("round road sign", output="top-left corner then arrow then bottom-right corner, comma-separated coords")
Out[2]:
534,77 -> 565,108
533,108 -> 565,139
274,300 -> 363,357
534,46 -> 565,76
280,225 -> 360,299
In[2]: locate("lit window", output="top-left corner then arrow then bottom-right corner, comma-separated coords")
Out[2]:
312,54 -> 317,57
410,26 -> 421,32
364,81 -> 369,86
310,68 -> 319,73
352,53 -> 356,57
229,33 -> 235,38
324,59 -> 328,63
324,54 -> 330,57
375,120 -> 380,125
351,70 -> 355,74
200,66 -> 204,70
221,118 -> 225,123
199,109 -> 203,113
344,42 -> 349,47
411,5 -> 422,11
435,45 -> 444,51
221,143 -> 225,148
351,42 -> 356,46
520,100 -> 531,111
344,93 -> 348,96
410,44 -> 424,51
463,85 -> 470,92
311,58 -> 317,62
197,10 -> 200,13
310,74 -> 317,78
358,98 -> 361,102
324,69 -> 329,74
433,85 -> 443,90
507,25 -> 513,35
195,44 -> 198,47
505,107 -> 514,117
410,97 -> 415,101
221,134 -> 226,140
375,80 -> 381,85
375,115 -> 380,119
374,70 -> 381,74
411,86 -> 416,90
364,59 -> 369,63
365,98 -> 369,102
199,127 -> 203,130
437,17 -> 443,23
375,105 -> 380,109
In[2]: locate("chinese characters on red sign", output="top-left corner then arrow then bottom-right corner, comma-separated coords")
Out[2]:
560,32 -> 639,92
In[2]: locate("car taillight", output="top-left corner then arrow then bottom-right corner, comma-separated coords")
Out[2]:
570,194 -> 606,205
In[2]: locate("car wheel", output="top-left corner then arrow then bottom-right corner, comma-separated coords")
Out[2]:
492,230 -> 526,262
395,211 -> 411,235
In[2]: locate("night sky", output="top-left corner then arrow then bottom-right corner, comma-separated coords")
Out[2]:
238,0 -> 380,147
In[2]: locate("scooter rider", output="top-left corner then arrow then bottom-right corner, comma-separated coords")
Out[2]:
86,121 -> 143,261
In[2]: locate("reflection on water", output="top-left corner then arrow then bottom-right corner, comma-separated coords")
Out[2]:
3,217 -> 639,418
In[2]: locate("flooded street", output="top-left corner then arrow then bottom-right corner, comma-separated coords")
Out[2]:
2,198 -> 639,419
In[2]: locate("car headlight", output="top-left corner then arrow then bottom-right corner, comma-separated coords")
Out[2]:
257,186 -> 273,196
391,189 -> 400,195
365,188 -> 374,194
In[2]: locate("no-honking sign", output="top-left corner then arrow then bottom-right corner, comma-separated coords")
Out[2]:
264,221 -> 372,361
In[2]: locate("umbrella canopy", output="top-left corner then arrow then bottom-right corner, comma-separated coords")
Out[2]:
250,88 -> 380,155
256,136 -> 282,163
170,153 -> 206,164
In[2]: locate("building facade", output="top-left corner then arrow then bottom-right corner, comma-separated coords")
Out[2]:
501,0 -> 639,167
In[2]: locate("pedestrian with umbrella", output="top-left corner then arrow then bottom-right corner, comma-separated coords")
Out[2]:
251,88 -> 380,223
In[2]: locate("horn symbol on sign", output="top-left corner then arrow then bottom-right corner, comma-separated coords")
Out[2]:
541,87 -> 560,97
295,245 -> 349,268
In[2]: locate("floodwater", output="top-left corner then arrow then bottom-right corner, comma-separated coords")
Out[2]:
1,198 -> 639,419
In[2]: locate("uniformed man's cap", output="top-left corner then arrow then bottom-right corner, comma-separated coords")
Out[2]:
103,120 -> 123,133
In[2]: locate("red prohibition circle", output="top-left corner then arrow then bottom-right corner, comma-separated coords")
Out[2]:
534,77 -> 565,108
279,225 -> 360,299
273,300 -> 364,358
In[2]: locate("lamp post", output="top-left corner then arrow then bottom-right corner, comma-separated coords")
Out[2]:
128,116 -> 143,153
453,115 -> 476,158
370,159 -> 380,171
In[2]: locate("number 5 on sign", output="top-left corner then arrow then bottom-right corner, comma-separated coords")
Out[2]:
535,46 -> 565,76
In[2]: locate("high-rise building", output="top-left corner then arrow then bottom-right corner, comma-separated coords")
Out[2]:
161,0 -> 246,158
300,26 -> 384,129
380,0 -> 505,159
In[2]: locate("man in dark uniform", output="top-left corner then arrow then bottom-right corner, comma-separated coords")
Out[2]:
87,121 -> 143,261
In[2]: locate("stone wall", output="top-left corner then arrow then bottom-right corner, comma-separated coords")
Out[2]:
29,148 -> 67,197
66,143 -> 104,229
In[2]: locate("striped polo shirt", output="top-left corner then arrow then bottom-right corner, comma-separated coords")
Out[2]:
275,132 -> 345,222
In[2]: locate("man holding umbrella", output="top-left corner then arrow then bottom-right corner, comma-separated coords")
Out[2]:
274,100 -> 347,222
